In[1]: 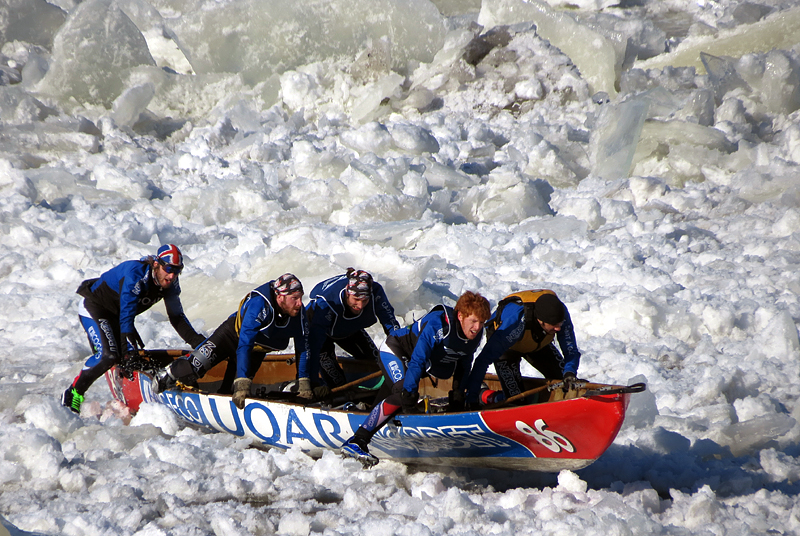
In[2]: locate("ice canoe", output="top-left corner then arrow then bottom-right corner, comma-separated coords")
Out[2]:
105,349 -> 645,472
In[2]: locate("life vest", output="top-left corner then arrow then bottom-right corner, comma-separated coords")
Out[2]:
487,290 -> 558,354
235,291 -> 263,334
234,284 -> 274,353
385,303 -> 451,362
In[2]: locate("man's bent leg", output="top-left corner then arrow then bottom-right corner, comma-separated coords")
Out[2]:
319,337 -> 347,387
325,330 -> 381,388
64,308 -> 121,412
336,330 -> 380,362
71,315 -> 121,394
156,317 -> 237,392
494,352 -> 525,399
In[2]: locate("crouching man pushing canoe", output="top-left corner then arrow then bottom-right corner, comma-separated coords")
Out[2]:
298,268 -> 401,399
62,244 -> 205,414
465,290 -> 582,407
153,273 -> 309,409
340,291 -> 490,467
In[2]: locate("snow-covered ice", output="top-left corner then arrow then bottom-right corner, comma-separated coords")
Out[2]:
2,0 -> 800,534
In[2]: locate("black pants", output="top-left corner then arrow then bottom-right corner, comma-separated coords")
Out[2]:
178,316 -> 277,393
177,316 -> 245,393
184,316 -> 239,374
72,301 -> 123,394
318,329 -> 380,387
494,345 -> 565,398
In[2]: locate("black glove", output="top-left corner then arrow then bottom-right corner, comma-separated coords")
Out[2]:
121,331 -> 144,356
400,389 -> 419,413
188,334 -> 206,349
313,385 -> 331,399
448,389 -> 465,411
562,372 -> 580,391
465,400 -> 481,412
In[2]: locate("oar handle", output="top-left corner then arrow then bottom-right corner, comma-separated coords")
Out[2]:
136,349 -> 296,362
484,380 -> 648,409
583,382 -> 647,397
136,349 -> 186,357
484,380 -> 560,410
331,371 -> 384,393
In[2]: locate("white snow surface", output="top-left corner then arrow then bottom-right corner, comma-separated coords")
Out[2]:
2,0 -> 800,534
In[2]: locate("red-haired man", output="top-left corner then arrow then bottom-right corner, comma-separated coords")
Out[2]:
340,291 -> 491,467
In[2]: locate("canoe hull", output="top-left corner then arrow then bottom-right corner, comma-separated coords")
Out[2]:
106,364 -> 631,472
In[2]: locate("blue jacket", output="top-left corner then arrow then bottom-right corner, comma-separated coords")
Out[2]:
232,281 -> 309,379
77,258 -> 201,346
466,301 -> 581,402
299,274 -> 400,379
390,305 -> 483,393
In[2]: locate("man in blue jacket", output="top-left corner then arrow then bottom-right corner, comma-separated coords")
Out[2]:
62,244 -> 205,413
298,268 -> 401,399
340,291 -> 490,467
154,273 -> 309,409
464,290 -> 582,407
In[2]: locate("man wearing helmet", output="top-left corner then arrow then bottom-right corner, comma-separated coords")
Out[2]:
62,244 -> 206,413
153,273 -> 309,409
297,268 -> 401,399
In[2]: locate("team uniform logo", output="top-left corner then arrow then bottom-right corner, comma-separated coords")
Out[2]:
441,348 -> 465,363
86,325 -> 102,354
98,318 -> 117,355
507,322 -> 525,343
388,360 -> 404,382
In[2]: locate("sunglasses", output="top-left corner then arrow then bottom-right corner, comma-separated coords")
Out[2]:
159,261 -> 183,274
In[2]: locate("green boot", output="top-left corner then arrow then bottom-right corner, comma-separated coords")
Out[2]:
61,387 -> 84,414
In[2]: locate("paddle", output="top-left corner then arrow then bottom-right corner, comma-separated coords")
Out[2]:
483,379 -> 561,410
292,371 -> 384,408
483,380 -> 647,409
582,382 -> 646,397
331,371 -> 384,393
134,349 -> 296,362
